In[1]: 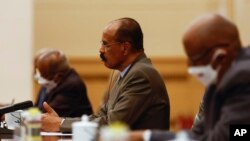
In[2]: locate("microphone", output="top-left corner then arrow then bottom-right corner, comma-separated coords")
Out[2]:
0,100 -> 33,115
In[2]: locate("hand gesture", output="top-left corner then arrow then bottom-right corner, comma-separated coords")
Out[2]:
41,102 -> 62,132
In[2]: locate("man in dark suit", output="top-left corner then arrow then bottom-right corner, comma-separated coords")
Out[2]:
128,13 -> 250,141
40,18 -> 170,132
34,48 -> 93,117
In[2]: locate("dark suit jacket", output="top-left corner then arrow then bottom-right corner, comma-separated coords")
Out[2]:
150,47 -> 250,141
61,54 -> 170,132
35,69 -> 93,117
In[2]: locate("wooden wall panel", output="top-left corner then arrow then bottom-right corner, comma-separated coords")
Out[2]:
34,0 -> 218,57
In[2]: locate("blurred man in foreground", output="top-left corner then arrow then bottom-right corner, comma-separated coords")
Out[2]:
34,48 -> 93,117
41,18 -> 170,132
129,13 -> 250,141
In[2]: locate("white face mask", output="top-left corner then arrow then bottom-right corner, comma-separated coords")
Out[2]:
187,49 -> 226,87
34,69 -> 57,91
188,65 -> 218,87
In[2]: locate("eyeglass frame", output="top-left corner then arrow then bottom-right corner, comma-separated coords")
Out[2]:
100,41 -> 123,48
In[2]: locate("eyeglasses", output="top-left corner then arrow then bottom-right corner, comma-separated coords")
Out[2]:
100,41 -> 122,48
189,43 -> 229,63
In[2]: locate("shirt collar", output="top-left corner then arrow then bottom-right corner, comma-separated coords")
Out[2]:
120,64 -> 131,78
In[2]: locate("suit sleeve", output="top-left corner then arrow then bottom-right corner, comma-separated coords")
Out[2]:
88,100 -> 109,126
150,130 -> 176,141
94,71 -> 153,127
196,87 -> 250,141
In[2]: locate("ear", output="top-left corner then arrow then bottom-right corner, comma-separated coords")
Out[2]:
122,42 -> 131,55
212,49 -> 227,69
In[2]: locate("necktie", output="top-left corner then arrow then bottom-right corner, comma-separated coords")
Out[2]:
37,87 -> 47,110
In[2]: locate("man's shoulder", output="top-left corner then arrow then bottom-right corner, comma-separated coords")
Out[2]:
218,48 -> 250,91
129,58 -> 160,76
229,47 -> 250,76
59,69 -> 85,89
65,69 -> 83,82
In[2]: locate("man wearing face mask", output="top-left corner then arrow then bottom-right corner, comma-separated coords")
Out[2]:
128,13 -> 250,141
34,48 -> 93,117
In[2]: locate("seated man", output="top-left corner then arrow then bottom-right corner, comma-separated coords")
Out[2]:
41,17 -> 170,132
34,48 -> 93,117
129,13 -> 250,141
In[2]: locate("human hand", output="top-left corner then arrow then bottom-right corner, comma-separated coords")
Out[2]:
41,102 -> 62,132
128,131 -> 144,141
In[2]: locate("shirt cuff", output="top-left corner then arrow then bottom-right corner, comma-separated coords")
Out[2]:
143,130 -> 152,141
60,118 -> 65,125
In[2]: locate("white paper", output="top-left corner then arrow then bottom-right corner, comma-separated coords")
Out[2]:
40,131 -> 72,136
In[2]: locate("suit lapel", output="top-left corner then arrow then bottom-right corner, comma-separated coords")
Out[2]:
107,54 -> 150,111
108,75 -> 122,110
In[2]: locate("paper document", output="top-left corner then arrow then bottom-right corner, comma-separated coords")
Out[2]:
41,131 -> 72,136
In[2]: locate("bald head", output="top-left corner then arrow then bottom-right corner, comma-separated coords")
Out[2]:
183,13 -> 242,85
183,14 -> 239,39
35,48 -> 70,80
182,14 -> 241,61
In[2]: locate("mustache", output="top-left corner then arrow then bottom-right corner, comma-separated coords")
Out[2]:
100,53 -> 106,61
